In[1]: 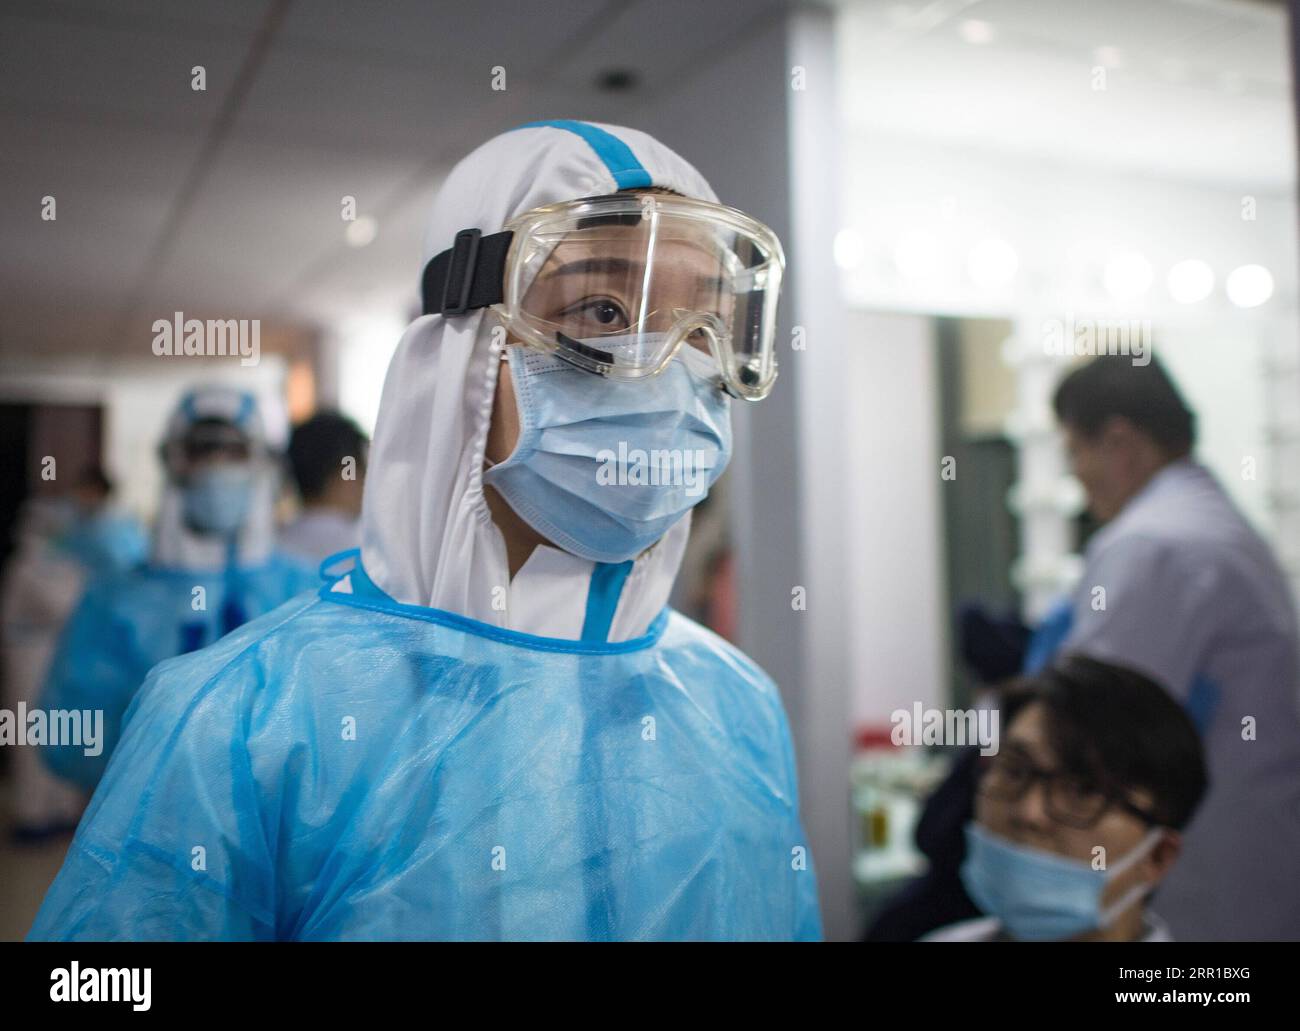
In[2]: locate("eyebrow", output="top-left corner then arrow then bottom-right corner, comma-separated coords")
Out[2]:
544,257 -> 726,293
548,257 -> 637,277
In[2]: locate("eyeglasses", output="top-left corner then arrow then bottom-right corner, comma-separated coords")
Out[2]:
977,748 -> 1161,830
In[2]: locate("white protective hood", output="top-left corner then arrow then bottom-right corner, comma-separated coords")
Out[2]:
357,121 -> 722,641
151,385 -> 279,573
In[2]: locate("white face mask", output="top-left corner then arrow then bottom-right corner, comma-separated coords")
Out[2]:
482,337 -> 731,563
182,465 -> 255,536
961,823 -> 1166,941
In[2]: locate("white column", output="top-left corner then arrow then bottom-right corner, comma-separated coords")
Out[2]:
1003,313 -> 1082,622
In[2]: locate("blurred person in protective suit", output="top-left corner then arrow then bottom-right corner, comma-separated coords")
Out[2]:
37,386 -> 317,790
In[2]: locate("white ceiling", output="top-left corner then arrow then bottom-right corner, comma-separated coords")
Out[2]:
837,0 -> 1294,190
0,0 -> 790,357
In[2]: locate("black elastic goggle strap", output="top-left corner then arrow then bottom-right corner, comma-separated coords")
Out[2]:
421,228 -> 514,316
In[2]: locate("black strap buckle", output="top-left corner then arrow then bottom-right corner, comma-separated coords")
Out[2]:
440,228 -> 482,316
421,228 -> 511,317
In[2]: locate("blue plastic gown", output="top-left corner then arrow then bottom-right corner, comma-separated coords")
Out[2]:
59,512 -> 148,579
30,558 -> 822,941
39,556 -> 318,789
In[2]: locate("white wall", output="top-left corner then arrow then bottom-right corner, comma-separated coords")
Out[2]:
332,313 -> 406,436
842,311 -> 949,726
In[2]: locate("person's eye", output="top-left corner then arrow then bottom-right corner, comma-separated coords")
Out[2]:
559,297 -> 629,331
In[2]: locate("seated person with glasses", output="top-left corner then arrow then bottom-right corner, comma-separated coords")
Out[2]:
925,655 -> 1208,942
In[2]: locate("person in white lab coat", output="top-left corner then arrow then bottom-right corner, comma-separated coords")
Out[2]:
1052,354 -> 1300,941
278,411 -> 367,565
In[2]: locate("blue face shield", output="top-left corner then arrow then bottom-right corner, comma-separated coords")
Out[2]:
483,334 -> 732,564
182,464 -> 255,536
959,822 -> 1163,941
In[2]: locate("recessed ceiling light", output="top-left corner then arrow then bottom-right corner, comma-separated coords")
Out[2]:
1093,45 -> 1123,69
959,19 -> 995,45
346,216 -> 378,248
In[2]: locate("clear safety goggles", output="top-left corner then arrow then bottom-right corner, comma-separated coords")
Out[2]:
159,419 -> 256,478
421,193 -> 785,400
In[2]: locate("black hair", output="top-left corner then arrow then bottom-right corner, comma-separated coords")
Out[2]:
1052,355 -> 1196,457
286,411 -> 367,502
1001,655 -> 1208,830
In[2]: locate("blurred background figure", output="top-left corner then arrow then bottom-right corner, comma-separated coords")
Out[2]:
870,356 -> 1300,942
1049,355 -> 1300,940
671,486 -> 738,641
39,386 -> 317,790
279,411 -> 367,565
926,656 -> 1208,942
0,500 -> 88,843
59,467 -> 148,579
0,470 -> 142,843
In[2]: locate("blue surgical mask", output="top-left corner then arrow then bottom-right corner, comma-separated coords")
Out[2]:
483,335 -> 732,564
183,465 -> 254,536
959,822 -> 1163,941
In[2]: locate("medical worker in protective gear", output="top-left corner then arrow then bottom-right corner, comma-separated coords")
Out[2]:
38,386 -> 317,790
30,121 -> 822,941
